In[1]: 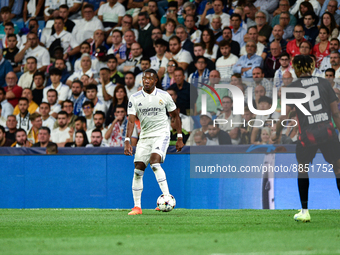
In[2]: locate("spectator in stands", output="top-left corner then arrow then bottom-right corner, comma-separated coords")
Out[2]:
51,5 -> 75,34
16,97 -> 31,133
105,106 -> 133,146
18,57 -> 37,90
32,127 -> 55,148
239,106 -> 255,144
321,0 -> 340,25
117,42 -> 143,74
176,25 -> 194,59
274,12 -> 294,41
44,0 -> 82,21
5,115 -> 17,141
97,67 -> 115,108
303,11 -> 318,47
263,41 -> 282,78
200,28 -> 218,62
105,84 -> 128,126
226,26 -> 243,57
72,4 -> 104,45
255,11 -> 272,45
51,111 -> 71,147
115,14 -> 139,43
53,100 -> 77,129
320,38 -> 340,72
85,84 -> 107,113
192,131 -> 207,146
2,34 -> 20,73
47,58 -> 70,86
0,87 -> 13,119
4,72 -> 22,107
291,0 -> 321,19
124,72 -> 137,98
158,36 -> 193,78
66,54 -> 98,87
272,0 -> 296,27
230,13 -> 247,48
163,18 -> 176,42
74,116 -> 87,132
299,40 -> 313,56
160,1 -> 184,30
215,40 -> 239,81
274,52 -> 296,87
46,16 -> 75,56
233,40 -> 263,78
65,129 -> 89,147
241,26 -> 265,57
72,42 -> 93,72
286,24 -> 306,57
209,15 -> 223,41
251,67 -> 273,97
168,67 -> 197,115
244,3 -> 260,28
0,48 -> 13,87
254,0 -> 278,14
200,0 -> 229,29
0,124 -> 13,147
170,116 -> 189,145
188,43 -> 215,77
138,12 -> 156,58
324,68 -> 337,88
86,128 -> 109,147
188,56 -> 210,85
134,57 -> 151,89
45,89 -> 61,119
80,74 -> 91,91
316,12 -> 339,44
329,51 -> 340,78
13,88 -> 38,116
162,60 -> 178,91
151,27 -> 163,43
27,112 -> 42,144
31,71 -> 44,106
206,121 -> 232,145
264,25 -> 287,59
282,70 -> 293,87
0,7 -> 19,39
98,0 -> 125,29
11,128 -> 32,147
166,87 -> 177,102
82,101 -> 95,130
39,102 -> 56,130
46,143 -> 58,154
185,15 -> 200,44
92,46 -> 108,73
69,80 -> 86,116
0,104 -> 5,127
150,39 -> 168,72
313,27 -> 331,68
186,113 -> 212,145
107,55 -> 125,86
107,30 -> 125,60
43,68 -> 70,105
2,22 -> 21,49
15,32 -> 50,73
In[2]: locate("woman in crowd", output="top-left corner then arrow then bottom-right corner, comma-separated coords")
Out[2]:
161,59 -> 178,90
65,130 -> 89,147
295,1 -> 315,25
259,127 -> 271,144
313,27 -> 330,67
200,28 -> 219,62
315,12 -> 339,43
105,85 -> 128,127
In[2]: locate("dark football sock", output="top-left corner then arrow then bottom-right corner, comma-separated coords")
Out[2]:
336,173 -> 340,194
298,172 -> 309,209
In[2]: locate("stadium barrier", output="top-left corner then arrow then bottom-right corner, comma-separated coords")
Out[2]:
1,145 -> 339,209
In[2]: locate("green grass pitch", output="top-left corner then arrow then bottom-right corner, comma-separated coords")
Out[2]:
0,209 -> 340,255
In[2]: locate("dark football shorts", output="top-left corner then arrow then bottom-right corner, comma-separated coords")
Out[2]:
296,138 -> 340,164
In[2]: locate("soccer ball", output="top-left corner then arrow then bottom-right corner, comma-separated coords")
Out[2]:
157,194 -> 176,212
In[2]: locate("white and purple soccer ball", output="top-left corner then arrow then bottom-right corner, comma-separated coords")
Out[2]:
157,194 -> 176,212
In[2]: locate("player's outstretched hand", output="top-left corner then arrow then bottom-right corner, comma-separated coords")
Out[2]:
124,142 -> 133,156
176,139 -> 184,152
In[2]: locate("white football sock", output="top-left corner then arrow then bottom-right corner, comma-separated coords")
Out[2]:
151,163 -> 169,195
301,209 -> 309,214
132,169 -> 144,208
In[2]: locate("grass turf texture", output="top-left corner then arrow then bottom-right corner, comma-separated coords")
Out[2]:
0,209 -> 340,255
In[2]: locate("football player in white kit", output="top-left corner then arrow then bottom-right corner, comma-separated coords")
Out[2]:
124,69 -> 184,215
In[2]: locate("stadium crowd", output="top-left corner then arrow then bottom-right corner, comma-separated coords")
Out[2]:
0,0 -> 340,148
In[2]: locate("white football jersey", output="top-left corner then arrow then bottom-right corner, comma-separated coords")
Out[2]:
128,88 -> 177,139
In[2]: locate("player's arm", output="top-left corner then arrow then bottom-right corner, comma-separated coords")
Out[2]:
273,105 -> 292,142
330,101 -> 340,131
124,114 -> 136,156
169,109 -> 184,152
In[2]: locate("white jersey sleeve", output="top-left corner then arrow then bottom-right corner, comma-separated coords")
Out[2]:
165,93 -> 177,113
127,96 -> 137,116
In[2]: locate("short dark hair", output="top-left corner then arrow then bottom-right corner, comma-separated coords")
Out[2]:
18,97 -> 29,104
7,33 -> 16,40
219,40 -> 230,48
47,88 -> 58,97
27,56 -> 37,63
4,21 -> 14,28
258,96 -> 272,105
58,111 -> 68,117
138,11 -> 149,20
54,16 -> 64,23
1,6 -> 11,14
279,52 -> 290,59
174,67 -> 184,75
33,71 -> 45,80
115,105 -> 126,112
154,38 -> 168,47
40,102 -> 50,109
0,125 -> 5,133
80,41 -> 91,48
49,67 -> 62,76
325,68 -> 336,76
0,87 -> 6,95
75,116 -> 87,125
82,101 -> 94,108
230,13 -> 242,21
46,143 -> 58,154
61,100 -> 74,108
83,3 -> 94,10
86,84 -> 98,91
100,67 -> 110,73
208,120 -> 218,128
195,56 -> 207,64
169,35 -> 181,44
15,128 -> 27,137
222,26 -> 232,33
59,4 -> 69,10
94,110 -> 105,119
39,126 -> 51,134
107,54 -> 117,62
72,80 -> 83,88
125,71 -> 135,78
91,128 -> 103,135
141,56 -> 151,63
247,26 -> 258,33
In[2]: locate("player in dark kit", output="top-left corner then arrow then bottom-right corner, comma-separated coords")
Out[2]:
275,55 -> 340,222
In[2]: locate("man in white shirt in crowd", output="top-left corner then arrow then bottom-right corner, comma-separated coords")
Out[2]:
98,0 -> 126,30
125,72 -> 137,98
86,128 -> 109,147
215,40 -> 239,82
39,102 -> 56,130
72,4 -> 104,45
45,89 -> 62,119
85,84 -> 107,114
43,68 -> 70,105
16,97 -> 31,133
150,38 -> 167,72
87,111 -> 108,144
51,111 -> 71,147
0,87 -> 14,119
200,0 -> 230,30
134,57 -> 152,89
241,26 -> 265,57
18,57 -> 38,90
97,67 -> 116,108
158,36 -> 193,78
82,101 -> 95,130
15,32 -> 50,73
67,53 -> 98,86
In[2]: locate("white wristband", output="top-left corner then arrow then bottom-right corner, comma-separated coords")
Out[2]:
177,133 -> 183,138
125,137 -> 130,142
